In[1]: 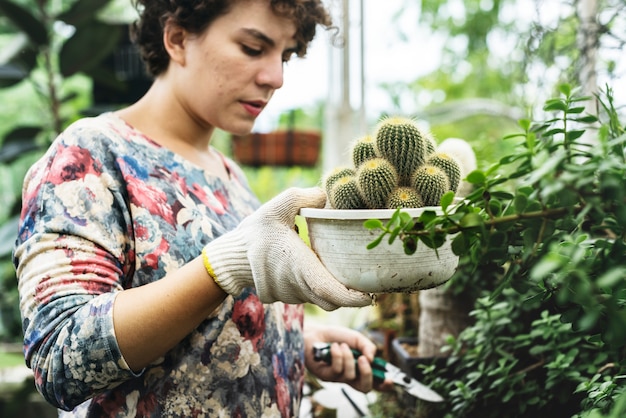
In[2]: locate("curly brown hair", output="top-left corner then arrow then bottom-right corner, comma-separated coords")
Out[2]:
130,0 -> 334,77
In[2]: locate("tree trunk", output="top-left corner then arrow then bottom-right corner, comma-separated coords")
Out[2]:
418,286 -> 474,357
576,0 -> 600,145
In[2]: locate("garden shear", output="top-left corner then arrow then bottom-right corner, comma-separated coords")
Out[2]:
312,342 -> 444,403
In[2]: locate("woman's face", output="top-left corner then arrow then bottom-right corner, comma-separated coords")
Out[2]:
168,0 -> 298,135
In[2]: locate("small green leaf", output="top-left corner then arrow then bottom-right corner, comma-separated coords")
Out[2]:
513,194 -> 528,213
565,106 -> 585,114
545,128 -> 565,136
387,210 -> 401,229
387,227 -> 400,244
364,219 -> 383,230
367,234 -> 385,250
398,211 -> 414,227
466,170 -> 486,185
518,118 -> 531,131
459,213 -> 484,229
543,99 -> 567,112
558,83 -> 572,96
565,130 -> 585,141
440,191 -> 454,211
490,191 -> 515,200
575,115 -> 599,124
570,95 -> 591,103
451,233 -> 468,255
499,153 -> 528,165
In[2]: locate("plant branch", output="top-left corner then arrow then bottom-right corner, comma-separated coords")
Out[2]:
514,358 -> 546,376
406,206 -> 576,237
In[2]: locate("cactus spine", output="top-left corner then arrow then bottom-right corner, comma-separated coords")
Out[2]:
351,135 -> 378,168
374,116 -> 427,186
426,152 -> 461,193
387,187 -> 424,209
411,165 -> 450,206
356,158 -> 399,209
328,175 -> 367,209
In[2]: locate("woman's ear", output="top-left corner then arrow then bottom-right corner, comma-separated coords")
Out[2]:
163,19 -> 187,66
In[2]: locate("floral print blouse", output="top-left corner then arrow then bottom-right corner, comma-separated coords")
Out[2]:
13,113 -> 306,417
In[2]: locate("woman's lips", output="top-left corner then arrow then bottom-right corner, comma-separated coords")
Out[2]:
241,101 -> 264,117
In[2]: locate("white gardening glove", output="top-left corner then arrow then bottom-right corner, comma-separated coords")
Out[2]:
202,187 -> 373,311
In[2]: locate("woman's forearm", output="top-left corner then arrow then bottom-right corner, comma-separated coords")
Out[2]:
113,256 -> 227,371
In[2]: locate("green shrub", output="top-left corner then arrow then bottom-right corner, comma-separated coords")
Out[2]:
367,84 -> 626,416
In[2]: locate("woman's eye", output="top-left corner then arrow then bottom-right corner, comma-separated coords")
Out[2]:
242,45 -> 262,57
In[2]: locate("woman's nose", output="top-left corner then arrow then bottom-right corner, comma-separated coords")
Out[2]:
257,57 -> 284,89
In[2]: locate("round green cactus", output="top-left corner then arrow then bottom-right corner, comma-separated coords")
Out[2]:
423,131 -> 438,156
373,116 -> 428,186
328,175 -> 367,209
438,137 -> 477,197
411,164 -> 450,206
322,166 -> 356,195
426,152 -> 461,193
387,187 -> 424,209
356,157 -> 399,209
351,134 -> 378,168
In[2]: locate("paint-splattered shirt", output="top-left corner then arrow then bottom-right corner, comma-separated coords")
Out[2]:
13,113 -> 305,417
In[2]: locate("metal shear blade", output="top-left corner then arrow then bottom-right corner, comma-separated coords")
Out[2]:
383,361 -> 444,403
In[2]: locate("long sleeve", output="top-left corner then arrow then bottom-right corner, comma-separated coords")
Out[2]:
14,122 -> 139,409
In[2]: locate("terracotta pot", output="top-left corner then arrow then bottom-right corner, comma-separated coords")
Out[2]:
231,130 -> 321,167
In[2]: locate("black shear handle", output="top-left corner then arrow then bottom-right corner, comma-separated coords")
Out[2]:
312,342 -> 386,383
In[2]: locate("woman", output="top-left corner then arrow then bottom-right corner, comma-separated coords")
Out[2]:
13,0 -> 384,416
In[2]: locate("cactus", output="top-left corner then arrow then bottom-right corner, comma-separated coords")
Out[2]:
411,164 -> 450,206
356,157 -> 399,209
423,131 -> 438,156
373,116 -> 428,186
351,135 -> 378,167
328,175 -> 367,209
387,187 -> 424,209
321,117 -> 473,210
323,166 -> 356,195
426,152 -> 461,193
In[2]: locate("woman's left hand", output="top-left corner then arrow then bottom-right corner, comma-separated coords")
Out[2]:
303,322 -> 393,393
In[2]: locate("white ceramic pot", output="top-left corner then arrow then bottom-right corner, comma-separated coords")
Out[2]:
299,206 -> 459,293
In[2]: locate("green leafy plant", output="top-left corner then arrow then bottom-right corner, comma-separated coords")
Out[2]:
366,83 -> 626,416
